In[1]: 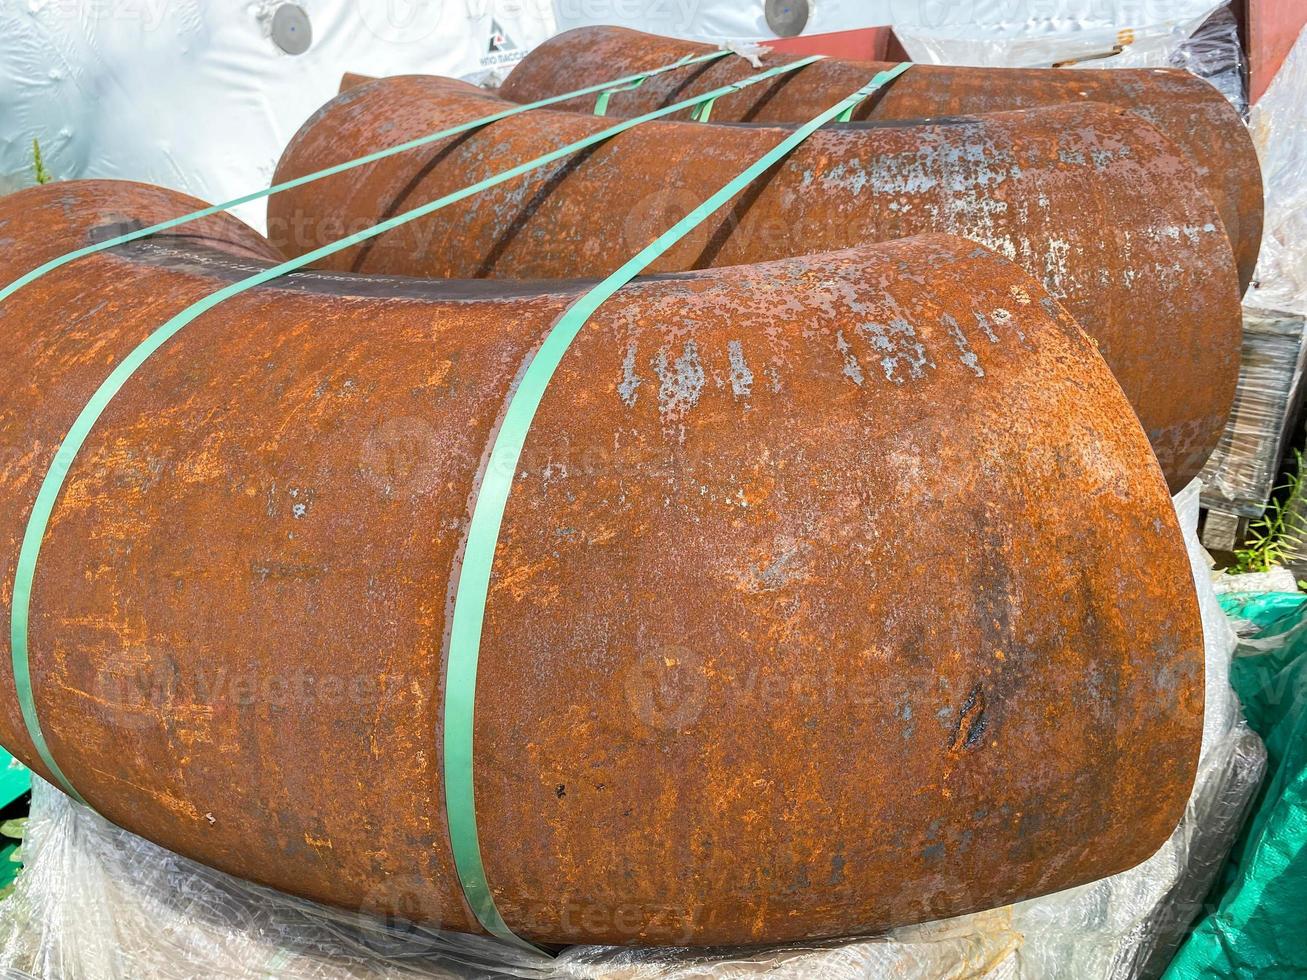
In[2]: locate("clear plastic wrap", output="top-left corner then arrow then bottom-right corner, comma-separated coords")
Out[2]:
894,2 -> 1231,74
1166,5 -> 1247,114
0,780 -> 556,980
1200,24 -> 1307,521
0,482 -> 1265,979
1245,25 -> 1307,317
1198,308 -> 1307,516
1212,566 -> 1301,595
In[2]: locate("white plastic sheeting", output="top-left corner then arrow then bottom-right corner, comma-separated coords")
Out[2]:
897,3 -> 1248,119
894,2 -> 1225,70
551,0 -> 1224,45
1245,25 -> 1307,317
0,0 -> 555,230
1196,26 -> 1307,518
0,482 -> 1265,980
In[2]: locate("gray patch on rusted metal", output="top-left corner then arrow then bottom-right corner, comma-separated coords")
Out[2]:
943,313 -> 984,377
858,317 -> 934,384
973,310 -> 1000,343
653,340 -> 705,423
835,330 -> 864,386
726,340 -> 753,398
619,342 -> 641,407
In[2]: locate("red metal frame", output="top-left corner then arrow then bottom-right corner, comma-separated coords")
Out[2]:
764,27 -> 891,60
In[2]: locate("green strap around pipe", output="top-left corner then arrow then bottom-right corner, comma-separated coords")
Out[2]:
6,55 -> 824,807
593,76 -> 650,115
0,48 -> 732,309
442,60 -> 913,950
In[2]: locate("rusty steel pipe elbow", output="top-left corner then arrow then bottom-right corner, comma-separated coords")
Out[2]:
500,25 -> 1263,294
0,180 -> 1201,946
269,75 -> 1243,492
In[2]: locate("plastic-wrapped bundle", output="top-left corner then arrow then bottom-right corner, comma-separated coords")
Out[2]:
1245,25 -> 1307,318
1198,308 -> 1307,517
1200,26 -> 1307,520
1167,6 -> 1248,116
895,2 -> 1223,71
0,484 -> 1264,979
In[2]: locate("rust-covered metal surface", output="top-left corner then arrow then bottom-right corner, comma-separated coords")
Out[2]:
270,75 -> 1242,492
0,180 -> 1202,946
500,25 -> 1263,293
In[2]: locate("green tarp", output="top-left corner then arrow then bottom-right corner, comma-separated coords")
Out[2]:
0,750 -> 27,812
1166,591 -> 1307,978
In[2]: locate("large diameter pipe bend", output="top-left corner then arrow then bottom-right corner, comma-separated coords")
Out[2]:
499,25 -> 1263,294
270,75 -> 1243,492
0,180 -> 1202,946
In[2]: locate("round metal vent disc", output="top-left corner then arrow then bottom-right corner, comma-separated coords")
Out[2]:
272,4 -> 313,55
765,0 -> 809,38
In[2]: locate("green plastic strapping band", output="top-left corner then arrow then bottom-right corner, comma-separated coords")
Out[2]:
5,56 -> 823,811
689,96 -> 716,122
833,84 -> 880,123
0,47 -> 732,310
688,78 -> 754,123
593,80 -> 642,116
595,51 -> 736,116
590,56 -> 684,114
443,59 -> 913,949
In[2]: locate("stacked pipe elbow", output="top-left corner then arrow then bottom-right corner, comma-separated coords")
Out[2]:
501,26 -> 1262,294
0,30 -> 1246,948
274,66 -> 1249,492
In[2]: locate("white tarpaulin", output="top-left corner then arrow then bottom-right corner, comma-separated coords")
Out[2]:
550,0 -> 1225,44
1245,25 -> 1307,316
894,1 -> 1233,72
0,0 -> 556,229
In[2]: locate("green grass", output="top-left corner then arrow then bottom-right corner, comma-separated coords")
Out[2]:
32,139 -> 51,185
1233,450 -> 1307,575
